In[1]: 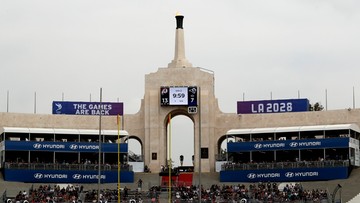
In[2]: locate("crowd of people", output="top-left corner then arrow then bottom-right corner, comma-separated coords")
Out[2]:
11,184 -> 82,203
5,182 -> 330,203
171,182 -> 329,202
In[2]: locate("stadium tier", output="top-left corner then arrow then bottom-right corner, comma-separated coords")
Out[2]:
220,124 -> 359,182
0,127 -> 134,183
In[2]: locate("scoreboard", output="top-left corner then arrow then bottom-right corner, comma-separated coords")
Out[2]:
160,86 -> 197,106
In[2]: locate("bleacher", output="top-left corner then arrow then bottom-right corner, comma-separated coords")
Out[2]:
1,169 -> 360,202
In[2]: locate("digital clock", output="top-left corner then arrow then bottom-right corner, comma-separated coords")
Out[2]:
160,86 -> 197,106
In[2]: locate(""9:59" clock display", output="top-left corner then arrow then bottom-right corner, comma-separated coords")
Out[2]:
160,86 -> 197,106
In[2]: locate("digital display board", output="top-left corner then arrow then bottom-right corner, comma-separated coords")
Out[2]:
52,101 -> 123,116
160,86 -> 197,106
237,99 -> 309,114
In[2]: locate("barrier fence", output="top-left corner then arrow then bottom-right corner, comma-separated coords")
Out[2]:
222,160 -> 349,171
4,162 -> 133,171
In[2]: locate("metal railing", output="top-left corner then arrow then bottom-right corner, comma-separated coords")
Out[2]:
4,162 -> 133,171
222,160 -> 349,171
1,190 -> 6,203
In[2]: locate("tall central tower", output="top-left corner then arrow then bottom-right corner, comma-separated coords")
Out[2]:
168,14 -> 193,68
141,14 -> 218,173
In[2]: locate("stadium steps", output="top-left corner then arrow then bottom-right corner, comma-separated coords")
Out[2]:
299,167 -> 360,203
0,182 -> 31,199
192,172 -> 220,187
78,172 -> 161,192
348,193 -> 360,203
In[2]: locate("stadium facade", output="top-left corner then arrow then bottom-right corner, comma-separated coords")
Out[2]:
1,14 -> 360,184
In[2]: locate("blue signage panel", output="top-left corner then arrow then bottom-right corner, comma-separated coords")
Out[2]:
220,167 -> 348,182
227,138 -> 349,152
237,99 -> 309,114
4,169 -> 133,183
5,141 -> 128,153
52,101 -> 123,116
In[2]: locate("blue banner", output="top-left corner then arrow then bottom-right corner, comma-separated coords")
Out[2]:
52,101 -> 123,115
237,99 -> 309,114
5,141 -> 128,153
220,167 -> 348,182
227,138 -> 349,152
4,169 -> 133,183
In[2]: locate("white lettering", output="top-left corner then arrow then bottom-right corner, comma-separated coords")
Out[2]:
298,142 -> 321,147
295,172 -> 318,177
258,104 -> 264,113
251,104 -> 257,113
73,104 -> 87,109
75,109 -> 89,115
79,145 -> 99,150
91,109 -> 110,115
42,144 -> 65,149
257,173 -> 280,178
273,103 -> 279,112
88,104 -> 112,110
266,103 -> 272,112
280,103 -> 286,111
44,174 -> 67,179
82,174 -> 106,179
262,143 -> 285,148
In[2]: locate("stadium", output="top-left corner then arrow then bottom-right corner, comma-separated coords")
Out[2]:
1,14 -> 360,203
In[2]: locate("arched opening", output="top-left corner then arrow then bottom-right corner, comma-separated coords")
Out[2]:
167,115 -> 194,168
217,135 -> 235,162
127,136 -> 143,162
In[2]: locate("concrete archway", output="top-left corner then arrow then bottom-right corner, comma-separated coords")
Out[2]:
165,112 -> 195,167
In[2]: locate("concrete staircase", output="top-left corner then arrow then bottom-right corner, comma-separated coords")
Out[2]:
297,168 -> 360,203
348,193 -> 360,203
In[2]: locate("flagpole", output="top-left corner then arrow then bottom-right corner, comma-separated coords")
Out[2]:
97,88 -> 103,203
168,113 -> 172,203
117,114 -> 121,203
7,90 -> 9,112
198,86 -> 202,203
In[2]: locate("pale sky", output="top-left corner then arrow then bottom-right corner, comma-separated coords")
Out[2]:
1,0 -> 360,166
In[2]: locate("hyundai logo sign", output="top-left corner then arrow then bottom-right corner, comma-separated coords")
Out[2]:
254,143 -> 262,149
33,143 -> 42,149
247,173 -> 256,179
285,172 -> 295,178
72,174 -> 82,179
70,144 -> 78,150
34,173 -> 43,179
289,142 -> 298,147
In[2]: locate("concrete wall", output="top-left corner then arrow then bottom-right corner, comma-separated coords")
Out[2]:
1,66 -> 360,173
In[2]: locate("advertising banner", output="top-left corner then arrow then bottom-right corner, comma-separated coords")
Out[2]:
237,99 -> 309,114
5,141 -> 128,153
52,101 -> 123,115
4,169 -> 133,183
227,137 -> 349,152
220,167 -> 348,182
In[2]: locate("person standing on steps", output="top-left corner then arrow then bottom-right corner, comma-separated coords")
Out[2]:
137,178 -> 143,191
